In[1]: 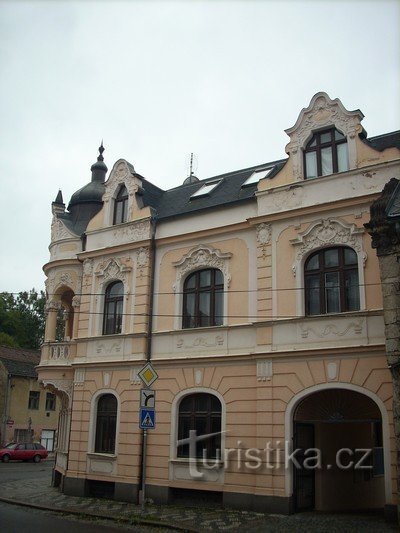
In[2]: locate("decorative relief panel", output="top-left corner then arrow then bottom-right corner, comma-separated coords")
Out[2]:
95,257 -> 132,285
51,215 -> 76,242
45,268 -> 83,298
111,220 -> 150,243
172,245 -> 232,291
299,319 -> 363,339
257,360 -> 273,381
176,335 -> 224,349
103,371 -> 112,387
83,259 -> 94,276
256,223 -> 272,258
95,339 -> 123,355
137,246 -> 150,277
74,369 -> 85,386
195,369 -> 203,386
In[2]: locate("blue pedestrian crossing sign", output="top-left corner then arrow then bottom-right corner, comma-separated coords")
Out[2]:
140,408 -> 155,429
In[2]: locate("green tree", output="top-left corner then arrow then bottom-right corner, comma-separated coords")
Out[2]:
0,289 -> 46,350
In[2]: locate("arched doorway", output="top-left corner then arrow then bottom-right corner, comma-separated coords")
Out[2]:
292,388 -> 385,512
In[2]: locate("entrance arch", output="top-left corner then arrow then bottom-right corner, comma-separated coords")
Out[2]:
284,383 -> 391,512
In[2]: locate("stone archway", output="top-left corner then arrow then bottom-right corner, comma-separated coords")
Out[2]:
285,384 -> 390,513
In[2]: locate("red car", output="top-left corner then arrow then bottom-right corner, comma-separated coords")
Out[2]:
0,442 -> 48,463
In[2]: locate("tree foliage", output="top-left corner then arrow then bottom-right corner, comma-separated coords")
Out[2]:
0,289 -> 46,350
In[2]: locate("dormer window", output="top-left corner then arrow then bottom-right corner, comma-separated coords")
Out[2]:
304,128 -> 349,179
113,185 -> 128,225
190,179 -> 222,199
242,167 -> 275,187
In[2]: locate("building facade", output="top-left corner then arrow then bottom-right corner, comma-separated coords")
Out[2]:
0,346 -> 59,449
37,93 -> 400,516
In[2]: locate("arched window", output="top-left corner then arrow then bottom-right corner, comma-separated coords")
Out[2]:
113,185 -> 128,225
103,281 -> 124,335
95,394 -> 117,454
304,128 -> 348,179
304,247 -> 360,315
177,393 -> 222,459
183,269 -> 223,328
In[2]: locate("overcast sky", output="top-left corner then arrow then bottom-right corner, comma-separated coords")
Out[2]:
0,0 -> 399,294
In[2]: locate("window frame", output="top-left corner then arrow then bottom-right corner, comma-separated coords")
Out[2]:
304,246 -> 360,316
242,167 -> 275,187
182,268 -> 224,329
94,393 -> 118,454
45,392 -> 56,411
113,185 -> 129,225
190,179 -> 222,199
177,392 -> 222,460
102,281 -> 124,335
28,391 -> 40,410
304,127 -> 348,179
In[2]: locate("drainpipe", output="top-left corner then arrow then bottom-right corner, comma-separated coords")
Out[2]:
2,374 -> 11,446
145,216 -> 157,363
139,215 -> 157,505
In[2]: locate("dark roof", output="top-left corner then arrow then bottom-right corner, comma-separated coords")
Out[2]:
149,159 -> 286,220
0,346 -> 40,378
362,130 -> 400,152
68,180 -> 105,209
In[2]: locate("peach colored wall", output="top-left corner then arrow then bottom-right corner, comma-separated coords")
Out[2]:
56,352 -> 396,504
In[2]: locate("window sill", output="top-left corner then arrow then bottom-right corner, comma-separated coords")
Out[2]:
87,452 -> 117,460
170,457 -> 224,468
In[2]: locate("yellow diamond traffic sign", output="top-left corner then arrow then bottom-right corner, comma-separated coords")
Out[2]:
138,362 -> 158,387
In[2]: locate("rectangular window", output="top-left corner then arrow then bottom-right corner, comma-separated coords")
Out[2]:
325,272 -> 340,313
337,143 -> 349,173
305,275 -> 321,315
190,180 -> 222,198
45,392 -> 56,411
14,428 -> 33,442
344,270 -> 360,311
241,167 -> 274,187
321,147 -> 333,176
28,391 -> 40,410
305,151 -> 317,179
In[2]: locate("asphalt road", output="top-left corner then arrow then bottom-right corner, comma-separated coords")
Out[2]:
0,457 -> 53,483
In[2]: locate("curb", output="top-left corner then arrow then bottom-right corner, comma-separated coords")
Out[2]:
0,495 -> 199,532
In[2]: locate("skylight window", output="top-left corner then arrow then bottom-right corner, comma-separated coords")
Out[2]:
191,179 -> 222,199
242,167 -> 274,187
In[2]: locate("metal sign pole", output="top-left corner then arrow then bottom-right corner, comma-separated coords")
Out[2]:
141,428 -> 147,511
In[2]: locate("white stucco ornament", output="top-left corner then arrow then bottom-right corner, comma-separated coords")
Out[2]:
291,218 -> 365,269
95,257 -> 132,281
51,215 -> 76,242
172,244 -> 232,292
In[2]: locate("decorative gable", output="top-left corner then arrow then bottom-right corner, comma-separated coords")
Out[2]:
284,92 -> 365,181
103,159 -> 144,224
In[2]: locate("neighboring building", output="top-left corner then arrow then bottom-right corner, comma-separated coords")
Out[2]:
366,177 -> 400,523
37,93 -> 400,517
0,346 -> 59,449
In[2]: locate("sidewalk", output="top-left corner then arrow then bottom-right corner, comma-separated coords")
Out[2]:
0,476 -> 397,532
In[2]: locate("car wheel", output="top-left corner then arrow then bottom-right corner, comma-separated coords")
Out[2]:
33,455 -> 41,463
2,454 -> 10,463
